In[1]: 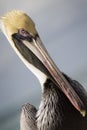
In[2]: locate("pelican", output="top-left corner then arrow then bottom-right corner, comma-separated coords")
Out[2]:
0,10 -> 87,130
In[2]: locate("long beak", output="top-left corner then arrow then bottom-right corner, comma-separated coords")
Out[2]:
12,31 -> 86,116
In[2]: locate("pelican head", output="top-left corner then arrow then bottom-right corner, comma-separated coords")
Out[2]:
0,10 -> 86,116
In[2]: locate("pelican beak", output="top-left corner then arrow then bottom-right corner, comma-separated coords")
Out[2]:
12,28 -> 86,116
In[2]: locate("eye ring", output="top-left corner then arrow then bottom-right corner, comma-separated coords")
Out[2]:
18,28 -> 33,42
18,28 -> 29,37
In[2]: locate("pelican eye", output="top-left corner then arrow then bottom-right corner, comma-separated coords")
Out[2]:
17,28 -> 33,42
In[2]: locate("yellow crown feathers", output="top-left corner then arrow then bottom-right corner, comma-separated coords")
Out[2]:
0,10 -> 37,39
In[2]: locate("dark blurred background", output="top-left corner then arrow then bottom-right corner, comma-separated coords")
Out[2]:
0,0 -> 87,130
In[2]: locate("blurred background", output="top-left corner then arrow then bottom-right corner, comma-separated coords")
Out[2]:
0,0 -> 87,130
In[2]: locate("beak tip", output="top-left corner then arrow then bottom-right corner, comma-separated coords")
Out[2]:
80,110 -> 86,117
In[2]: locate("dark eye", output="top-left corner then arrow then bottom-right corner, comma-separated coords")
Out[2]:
18,28 -> 29,37
18,28 -> 33,42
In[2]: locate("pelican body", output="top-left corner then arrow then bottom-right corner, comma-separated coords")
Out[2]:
0,10 -> 87,130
